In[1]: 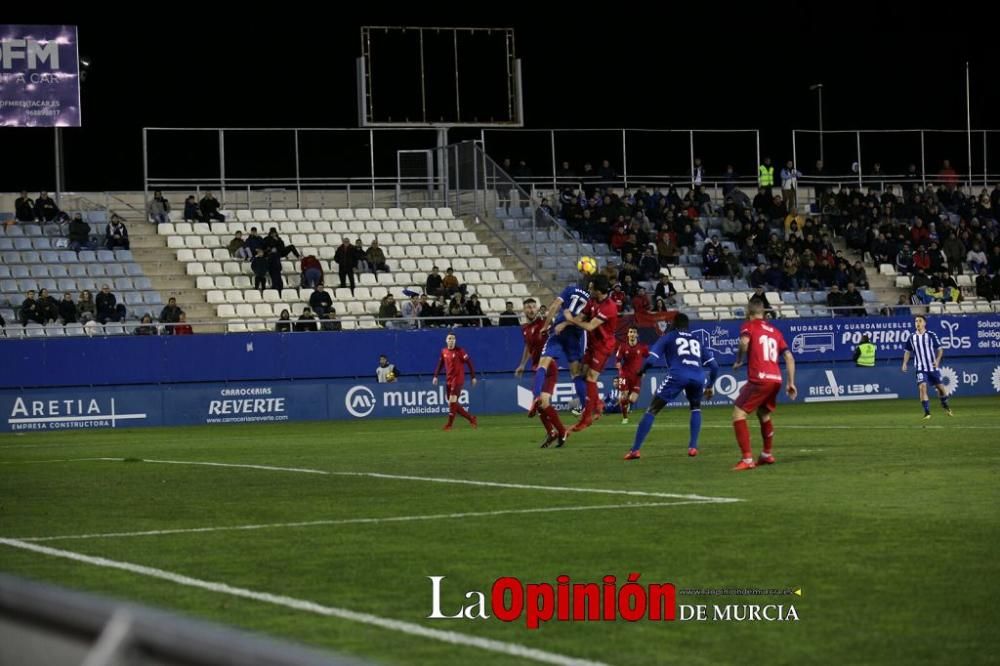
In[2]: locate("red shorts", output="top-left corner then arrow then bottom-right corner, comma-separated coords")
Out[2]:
446,380 -> 464,397
583,347 -> 613,373
617,374 -> 641,395
734,381 -> 781,413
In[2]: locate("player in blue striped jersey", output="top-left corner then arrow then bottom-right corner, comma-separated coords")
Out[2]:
901,315 -> 953,419
625,314 -> 720,460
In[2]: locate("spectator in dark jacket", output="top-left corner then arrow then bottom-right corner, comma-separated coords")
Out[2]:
68,213 -> 92,251
95,285 -> 124,323
263,228 -> 300,258
275,309 -> 292,332
843,282 -> 865,316
183,195 -> 203,222
34,191 -> 60,221
245,228 -> 265,255
308,285 -> 332,316
267,249 -> 284,295
135,314 -> 158,336
294,307 -> 318,332
20,290 -> 43,324
333,238 -> 356,294
160,297 -> 182,332
199,193 -> 225,225
498,302 -> 520,326
37,289 -> 58,323
14,191 -> 35,222
105,215 -> 130,250
251,249 -> 269,293
58,292 -> 77,323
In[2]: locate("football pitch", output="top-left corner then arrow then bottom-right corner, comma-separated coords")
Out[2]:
1,397 -> 998,665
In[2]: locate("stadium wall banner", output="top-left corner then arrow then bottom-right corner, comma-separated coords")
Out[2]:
2,359 -> 999,432
2,315 -> 999,390
0,25 -> 81,127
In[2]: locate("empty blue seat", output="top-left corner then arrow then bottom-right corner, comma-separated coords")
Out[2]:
58,251 -> 77,263
48,265 -> 68,278
0,279 -> 17,293
20,251 -> 39,264
733,279 -> 749,290
96,250 -> 114,262
11,266 -> 29,279
105,264 -> 125,277
0,239 -> 13,251
85,211 -> 108,225
780,291 -> 797,303
0,266 -> 9,278
4,225 -> 24,236
703,280 -> 719,292
811,291 -> 826,303
717,279 -> 734,291
78,250 -> 97,262
65,323 -> 84,336
122,291 -> 143,306
133,277 -> 153,290
43,224 -> 62,237
46,325 -> 66,337
114,277 -> 133,291
143,291 -> 162,306
69,264 -> 87,277
87,265 -> 106,277
57,278 -> 77,293
13,238 -> 32,250
29,265 -> 49,278
23,225 -> 42,237
40,251 -> 59,263
36,278 -> 56,291
114,249 -> 133,261
861,290 -> 876,302
124,263 -> 143,276
32,238 -> 51,250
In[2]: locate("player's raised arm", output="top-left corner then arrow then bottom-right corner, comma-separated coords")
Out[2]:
783,349 -> 797,399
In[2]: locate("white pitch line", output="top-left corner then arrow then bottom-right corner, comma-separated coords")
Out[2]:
16,500 -> 724,542
85,458 -> 741,503
0,538 -> 610,666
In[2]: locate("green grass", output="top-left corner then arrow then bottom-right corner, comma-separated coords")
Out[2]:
2,397 -> 999,665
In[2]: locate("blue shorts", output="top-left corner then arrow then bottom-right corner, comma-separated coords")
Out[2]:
916,370 -> 942,386
540,329 -> 585,367
655,375 -> 705,409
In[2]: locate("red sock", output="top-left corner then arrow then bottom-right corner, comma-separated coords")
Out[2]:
620,398 -> 630,419
760,420 -> 774,455
543,406 -> 565,436
733,419 -> 752,458
538,407 -> 553,434
454,403 -> 473,422
586,381 -> 599,415
447,402 -> 457,426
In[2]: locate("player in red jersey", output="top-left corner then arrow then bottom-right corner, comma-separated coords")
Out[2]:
730,299 -> 797,470
614,326 -> 649,424
556,275 -> 619,433
432,332 -> 478,430
514,297 -> 562,445
515,298 -> 549,379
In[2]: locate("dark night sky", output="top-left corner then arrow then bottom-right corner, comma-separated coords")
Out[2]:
3,3 -> 997,191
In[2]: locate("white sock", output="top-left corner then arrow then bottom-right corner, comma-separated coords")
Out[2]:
743,457 -> 753,464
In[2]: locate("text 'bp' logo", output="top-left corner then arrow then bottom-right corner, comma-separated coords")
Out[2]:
345,386 -> 376,418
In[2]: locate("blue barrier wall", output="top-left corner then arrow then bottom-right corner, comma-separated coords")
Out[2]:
2,359 -> 998,432
2,315 -> 999,390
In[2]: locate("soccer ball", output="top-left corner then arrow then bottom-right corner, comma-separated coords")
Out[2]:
577,256 -> 598,275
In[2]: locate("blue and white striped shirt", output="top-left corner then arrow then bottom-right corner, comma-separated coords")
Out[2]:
905,331 -> 941,372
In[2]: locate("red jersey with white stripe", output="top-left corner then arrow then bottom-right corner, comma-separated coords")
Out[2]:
583,297 -> 619,353
521,318 -> 548,368
616,342 -> 649,378
740,319 -> 788,384
435,347 -> 475,383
